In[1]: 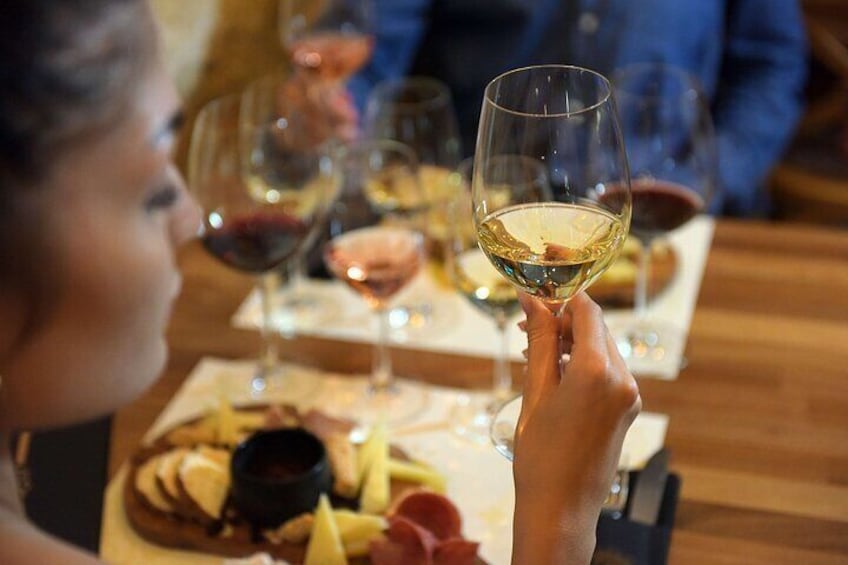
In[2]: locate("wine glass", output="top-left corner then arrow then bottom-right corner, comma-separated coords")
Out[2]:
447,156 -> 550,444
241,73 -> 342,330
278,0 -> 374,86
610,62 -> 717,369
189,94 -> 337,397
474,65 -> 632,459
363,76 -> 463,330
322,140 -> 429,431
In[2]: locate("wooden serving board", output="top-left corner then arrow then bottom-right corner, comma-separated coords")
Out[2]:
588,240 -> 678,308
122,406 -> 417,563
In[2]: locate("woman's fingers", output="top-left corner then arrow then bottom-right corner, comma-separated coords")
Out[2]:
517,293 -> 562,416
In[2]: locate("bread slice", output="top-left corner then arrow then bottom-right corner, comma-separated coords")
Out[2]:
134,453 -> 175,514
177,449 -> 230,523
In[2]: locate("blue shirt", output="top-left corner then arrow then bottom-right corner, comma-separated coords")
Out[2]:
349,0 -> 808,216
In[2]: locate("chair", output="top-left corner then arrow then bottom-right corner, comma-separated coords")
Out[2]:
769,6 -> 848,226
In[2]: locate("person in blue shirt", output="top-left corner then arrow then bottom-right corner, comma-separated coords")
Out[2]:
347,0 -> 809,216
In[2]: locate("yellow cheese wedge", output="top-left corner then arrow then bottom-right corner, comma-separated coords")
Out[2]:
359,432 -> 389,515
356,423 -> 387,485
333,509 -> 387,550
216,397 -> 238,447
387,458 -> 447,493
304,494 -> 347,565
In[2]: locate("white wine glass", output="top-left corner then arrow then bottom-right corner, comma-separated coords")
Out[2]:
447,156 -> 550,444
475,65 -> 632,459
322,140 -> 429,432
610,62 -> 717,370
189,94 -> 335,397
363,76 -> 463,332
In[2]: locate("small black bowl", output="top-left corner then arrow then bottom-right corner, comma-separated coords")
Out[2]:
230,428 -> 332,528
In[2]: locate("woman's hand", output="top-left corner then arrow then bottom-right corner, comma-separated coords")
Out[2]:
511,293 -> 641,564
275,73 -> 359,146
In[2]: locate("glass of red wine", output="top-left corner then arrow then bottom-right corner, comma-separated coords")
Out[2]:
610,62 -> 717,368
322,140 -> 429,431
189,94 -> 337,396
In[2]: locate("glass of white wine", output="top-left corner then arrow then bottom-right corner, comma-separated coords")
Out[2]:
474,65 -> 632,460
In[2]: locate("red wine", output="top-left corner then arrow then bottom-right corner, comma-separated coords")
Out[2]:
202,212 -> 311,273
603,179 -> 703,240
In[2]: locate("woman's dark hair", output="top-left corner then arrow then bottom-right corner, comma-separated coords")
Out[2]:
0,0 -> 154,347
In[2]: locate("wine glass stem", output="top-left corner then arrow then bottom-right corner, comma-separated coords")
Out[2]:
634,238 -> 653,323
256,272 -> 280,391
371,307 -> 393,393
492,313 -> 512,405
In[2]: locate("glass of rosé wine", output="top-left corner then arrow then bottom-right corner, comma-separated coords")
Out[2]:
323,140 -> 429,430
189,94 -> 338,397
278,0 -> 373,87
609,62 -> 717,370
475,66 -> 632,460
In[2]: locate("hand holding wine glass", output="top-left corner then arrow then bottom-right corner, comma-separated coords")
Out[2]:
472,65 -> 632,459
189,94 -> 336,396
610,62 -> 717,367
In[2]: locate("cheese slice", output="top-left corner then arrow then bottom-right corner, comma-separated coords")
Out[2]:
387,458 -> 447,493
304,494 -> 347,565
333,509 -> 387,556
359,432 -> 389,515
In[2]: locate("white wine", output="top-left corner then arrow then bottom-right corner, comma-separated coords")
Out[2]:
453,248 -> 520,320
477,202 -> 626,303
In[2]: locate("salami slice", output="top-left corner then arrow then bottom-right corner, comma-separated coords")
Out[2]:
434,537 -> 481,565
391,489 -> 463,541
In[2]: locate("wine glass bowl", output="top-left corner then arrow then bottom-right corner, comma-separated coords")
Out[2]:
279,0 -> 374,85
472,65 -> 632,458
609,62 -> 716,366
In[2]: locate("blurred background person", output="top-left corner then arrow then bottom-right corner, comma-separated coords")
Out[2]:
347,0 -> 808,217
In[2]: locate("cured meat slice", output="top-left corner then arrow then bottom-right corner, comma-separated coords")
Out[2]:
391,489 -> 462,541
300,409 -> 355,441
433,537 -> 481,565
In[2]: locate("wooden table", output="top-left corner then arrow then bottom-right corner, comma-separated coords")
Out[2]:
108,219 -> 848,564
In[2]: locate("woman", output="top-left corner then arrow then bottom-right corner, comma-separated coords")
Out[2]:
0,1 -> 639,563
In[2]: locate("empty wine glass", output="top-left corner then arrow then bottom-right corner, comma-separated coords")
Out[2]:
474,65 -> 632,459
447,156 -> 550,444
189,94 -> 337,397
323,140 -> 429,431
610,62 -> 717,370
363,76 -> 463,331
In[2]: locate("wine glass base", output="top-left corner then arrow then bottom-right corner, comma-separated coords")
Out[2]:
247,365 -> 322,404
611,319 -> 687,376
490,395 -> 523,461
450,392 -> 516,446
329,379 -> 430,441
273,287 -> 342,335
